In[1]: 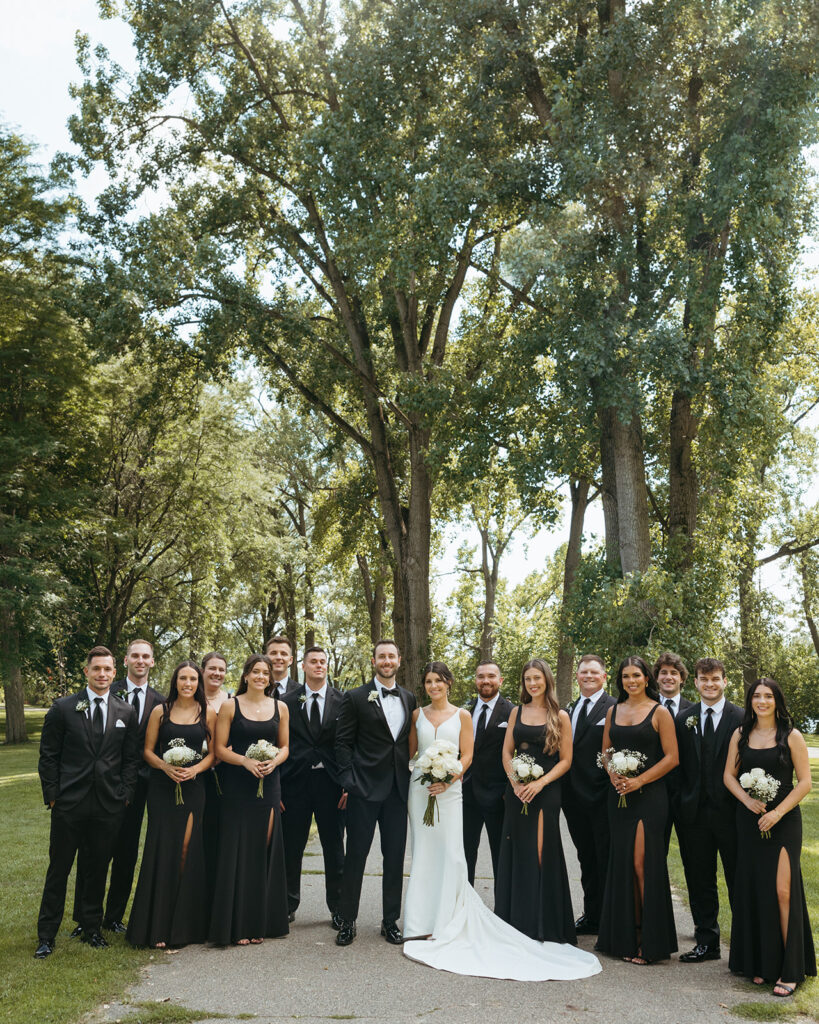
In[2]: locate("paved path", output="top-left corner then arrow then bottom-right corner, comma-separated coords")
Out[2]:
101,823 -> 764,1024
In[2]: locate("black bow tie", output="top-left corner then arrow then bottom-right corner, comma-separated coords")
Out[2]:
380,688 -> 400,698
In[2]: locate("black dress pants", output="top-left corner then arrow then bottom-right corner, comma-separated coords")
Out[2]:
678,798 -> 737,947
282,769 -> 345,915
338,782 -> 407,924
38,790 -> 123,940
563,796 -> 609,924
462,786 -> 504,887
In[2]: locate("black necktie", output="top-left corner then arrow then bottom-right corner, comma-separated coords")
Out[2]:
92,697 -> 104,745
576,697 -> 590,730
310,692 -> 321,738
476,702 -> 489,742
131,688 -> 141,722
702,707 -> 716,799
665,699 -> 674,712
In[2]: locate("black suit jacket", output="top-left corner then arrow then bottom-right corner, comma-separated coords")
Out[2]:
280,684 -> 345,787
675,699 -> 744,825
463,695 -> 514,807
38,691 -> 140,814
113,680 -> 165,780
563,691 -> 617,805
335,680 -> 417,803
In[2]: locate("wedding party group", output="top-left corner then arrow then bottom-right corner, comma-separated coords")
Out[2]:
33,635 -> 816,997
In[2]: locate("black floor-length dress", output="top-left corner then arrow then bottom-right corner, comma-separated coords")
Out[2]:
495,717 -> 576,944
208,698 -> 289,945
126,718 -> 209,947
596,704 -> 677,961
729,743 -> 816,984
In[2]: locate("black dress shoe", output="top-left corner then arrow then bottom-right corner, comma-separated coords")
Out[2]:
574,915 -> 599,935
380,921 -> 403,944
69,925 -> 83,939
288,912 -> 296,923
679,943 -> 720,963
34,940 -> 54,959
81,931 -> 109,949
103,919 -> 127,934
331,911 -> 343,931
335,919 -> 356,946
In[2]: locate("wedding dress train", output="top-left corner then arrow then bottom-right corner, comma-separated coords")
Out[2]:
402,708 -> 601,981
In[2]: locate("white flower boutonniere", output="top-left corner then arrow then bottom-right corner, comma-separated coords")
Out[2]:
685,715 -> 698,730
368,690 -> 380,703
76,699 -> 90,713
115,690 -> 128,701
298,693 -> 307,705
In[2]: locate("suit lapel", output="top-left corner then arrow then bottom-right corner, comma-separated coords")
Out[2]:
367,681 -> 394,739
75,691 -> 94,749
397,686 -> 413,739
102,694 -> 118,748
576,692 -> 607,740
714,701 -> 738,755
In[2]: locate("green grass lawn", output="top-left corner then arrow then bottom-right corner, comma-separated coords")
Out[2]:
0,710 -> 152,1024
668,763 -> 819,1021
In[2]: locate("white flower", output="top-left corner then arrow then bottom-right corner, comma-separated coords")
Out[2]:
625,755 -> 639,772
685,715 -> 698,730
739,772 -> 752,788
531,764 -> 544,779
431,766 -> 447,780
368,690 -> 380,703
76,699 -> 89,713
750,767 -> 765,779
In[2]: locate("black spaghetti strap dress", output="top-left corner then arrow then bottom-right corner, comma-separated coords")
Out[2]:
595,703 -> 677,961
208,697 -> 289,944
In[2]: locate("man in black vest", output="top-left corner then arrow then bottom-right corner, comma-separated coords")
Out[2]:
562,653 -> 617,935
675,656 -> 743,963
35,646 -> 139,958
334,639 -> 417,946
266,635 -> 300,696
462,660 -> 513,888
653,651 -> 694,853
281,646 -> 346,927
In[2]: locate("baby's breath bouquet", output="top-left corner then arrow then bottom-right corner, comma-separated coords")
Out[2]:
414,740 -> 463,826
509,753 -> 545,815
162,738 -> 202,805
739,767 -> 781,838
245,740 -> 280,797
597,747 -> 647,807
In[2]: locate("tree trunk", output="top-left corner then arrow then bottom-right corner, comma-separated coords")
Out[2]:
477,525 -> 499,663
611,410 -> 652,574
278,568 -> 298,661
357,553 -> 385,645
303,571 -> 315,651
798,561 -> 819,658
597,405 -> 621,569
738,561 -> 761,690
0,611 -> 28,744
555,478 -> 591,706
668,388 -> 699,567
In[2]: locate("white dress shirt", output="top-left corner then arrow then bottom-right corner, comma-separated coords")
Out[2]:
571,687 -> 606,737
661,693 -> 682,717
376,679 -> 405,740
304,681 -> 328,721
472,694 -> 499,736
275,677 -> 291,697
126,677 -> 148,723
701,695 -> 726,730
85,687 -> 110,730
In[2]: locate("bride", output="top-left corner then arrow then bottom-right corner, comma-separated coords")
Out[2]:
402,661 -> 601,981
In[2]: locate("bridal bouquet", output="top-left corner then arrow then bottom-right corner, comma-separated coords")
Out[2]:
739,767 -> 781,837
163,738 -> 203,805
245,740 -> 280,797
415,740 -> 463,826
509,753 -> 545,815
597,747 -> 647,807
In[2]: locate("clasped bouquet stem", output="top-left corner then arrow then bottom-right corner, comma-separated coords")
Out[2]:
162,738 -> 202,805
739,768 -> 781,838
597,747 -> 647,808
245,740 -> 280,797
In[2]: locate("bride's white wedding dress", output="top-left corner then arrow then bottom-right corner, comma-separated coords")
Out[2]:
402,708 -> 601,981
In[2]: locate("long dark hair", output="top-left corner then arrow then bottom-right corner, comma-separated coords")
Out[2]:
614,656 -> 660,703
235,654 -> 275,697
421,661 -> 454,698
163,661 -> 209,740
737,677 -> 793,769
519,658 -> 562,755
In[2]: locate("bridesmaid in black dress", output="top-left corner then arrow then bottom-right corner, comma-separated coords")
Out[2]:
724,678 -> 815,998
209,653 -> 290,946
201,651 -> 229,904
495,658 -> 576,944
127,661 -> 216,948
596,656 -> 679,964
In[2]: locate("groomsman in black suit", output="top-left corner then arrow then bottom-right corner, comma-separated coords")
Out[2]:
35,646 -> 139,958
90,639 -> 164,933
653,651 -> 694,852
675,656 -> 743,963
561,654 -> 617,935
266,635 -> 300,696
281,646 -> 346,927
462,660 -> 513,887
334,639 -> 417,946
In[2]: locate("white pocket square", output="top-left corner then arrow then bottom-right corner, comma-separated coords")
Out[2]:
498,722 -> 508,729
115,719 -> 126,728
593,720 -> 604,726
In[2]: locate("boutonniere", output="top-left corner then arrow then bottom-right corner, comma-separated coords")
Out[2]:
368,690 -> 380,703
76,699 -> 90,713
298,694 -> 307,705
685,715 -> 698,730
115,690 -> 128,701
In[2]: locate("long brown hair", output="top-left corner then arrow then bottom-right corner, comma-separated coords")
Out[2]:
520,658 -> 562,755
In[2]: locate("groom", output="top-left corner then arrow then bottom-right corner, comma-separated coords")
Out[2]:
334,639 -> 417,946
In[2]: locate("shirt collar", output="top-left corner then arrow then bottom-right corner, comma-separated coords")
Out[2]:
126,677 -> 148,692
702,696 -> 726,716
305,682 -> 328,700
578,687 -> 605,707
375,677 -> 398,694
86,686 -> 109,705
476,693 -> 499,711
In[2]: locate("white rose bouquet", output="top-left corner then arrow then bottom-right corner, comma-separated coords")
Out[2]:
509,752 -> 545,815
415,739 -> 464,826
245,740 -> 280,797
597,747 -> 647,807
162,737 -> 203,805
739,767 -> 781,838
